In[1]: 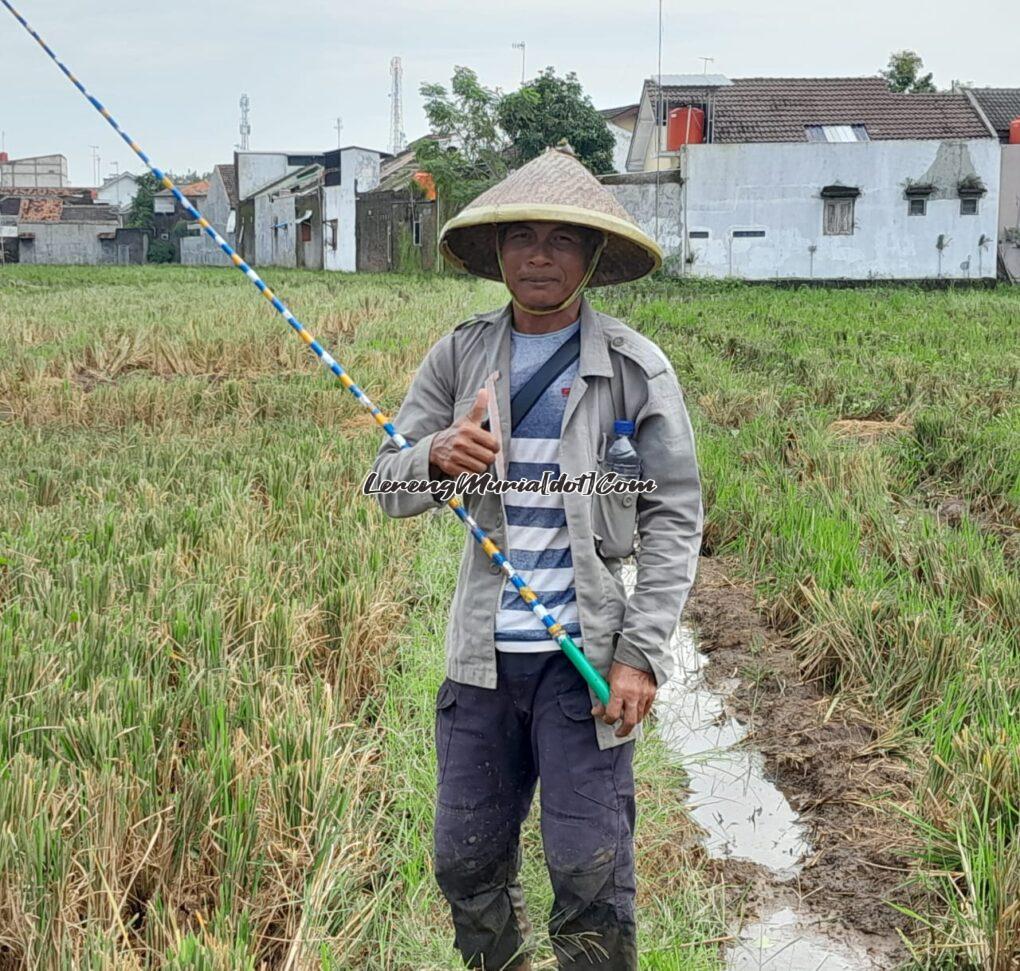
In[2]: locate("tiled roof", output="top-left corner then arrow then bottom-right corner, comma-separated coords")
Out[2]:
19,197 -> 63,221
214,164 -> 238,208
7,186 -> 96,202
649,76 -> 993,142
967,87 -> 1020,141
60,204 -> 119,223
155,179 -> 209,198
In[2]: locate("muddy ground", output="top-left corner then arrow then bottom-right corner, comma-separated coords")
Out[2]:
683,555 -> 929,966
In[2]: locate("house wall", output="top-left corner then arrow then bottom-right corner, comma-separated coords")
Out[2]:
355,192 -> 436,273
18,222 -> 110,263
677,139 -> 1001,280
255,192 -> 297,267
601,173 -> 684,261
100,228 -> 148,264
237,153 -> 291,201
607,123 -> 632,174
0,154 -> 68,188
998,144 -> 1020,280
97,175 -> 138,211
324,149 -> 381,272
182,170 -> 234,266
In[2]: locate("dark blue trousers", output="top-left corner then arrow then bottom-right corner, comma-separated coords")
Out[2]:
433,650 -> 637,970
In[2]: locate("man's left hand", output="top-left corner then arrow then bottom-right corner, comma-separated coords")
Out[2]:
591,661 -> 657,738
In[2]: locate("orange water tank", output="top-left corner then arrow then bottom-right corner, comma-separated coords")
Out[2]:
411,171 -> 437,201
666,107 -> 705,150
1010,117 -> 1020,145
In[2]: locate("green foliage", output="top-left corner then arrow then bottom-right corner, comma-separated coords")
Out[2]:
126,172 -> 158,231
394,223 -> 423,274
497,67 -> 616,174
147,239 -> 175,263
415,66 -> 509,214
881,50 -> 936,93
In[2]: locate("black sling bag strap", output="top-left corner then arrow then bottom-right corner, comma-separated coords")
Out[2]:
480,330 -> 581,436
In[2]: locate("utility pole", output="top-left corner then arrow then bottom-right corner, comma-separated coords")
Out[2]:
334,116 -> 343,149
89,144 -> 100,186
699,56 -> 714,74
512,42 -> 526,86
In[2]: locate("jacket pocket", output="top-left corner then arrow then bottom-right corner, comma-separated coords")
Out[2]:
592,484 -> 638,560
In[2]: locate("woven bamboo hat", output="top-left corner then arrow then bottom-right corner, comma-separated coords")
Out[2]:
438,144 -> 662,287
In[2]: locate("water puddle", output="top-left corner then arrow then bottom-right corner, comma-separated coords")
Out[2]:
619,564 -> 894,970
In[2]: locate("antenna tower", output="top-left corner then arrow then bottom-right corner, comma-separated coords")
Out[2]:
389,57 -> 405,155
239,93 -> 251,151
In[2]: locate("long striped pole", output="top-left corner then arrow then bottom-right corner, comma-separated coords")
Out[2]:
3,0 -> 611,705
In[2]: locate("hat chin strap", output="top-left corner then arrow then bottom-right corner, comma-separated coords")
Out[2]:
496,231 -> 608,317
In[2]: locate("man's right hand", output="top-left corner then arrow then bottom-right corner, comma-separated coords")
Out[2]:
428,387 -> 501,477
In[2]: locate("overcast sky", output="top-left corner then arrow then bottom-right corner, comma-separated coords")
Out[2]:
2,0 -> 1018,186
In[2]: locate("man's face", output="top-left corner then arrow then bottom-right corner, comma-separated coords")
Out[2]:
499,221 -> 599,310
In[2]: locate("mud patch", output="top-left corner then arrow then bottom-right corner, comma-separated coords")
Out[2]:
682,556 -> 924,949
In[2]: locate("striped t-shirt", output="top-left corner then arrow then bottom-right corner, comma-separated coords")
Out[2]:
494,317 -> 582,653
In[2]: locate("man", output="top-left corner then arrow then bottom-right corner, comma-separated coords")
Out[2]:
370,145 -> 702,970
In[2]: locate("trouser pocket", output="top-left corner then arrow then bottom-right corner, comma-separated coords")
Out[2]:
435,678 -> 457,788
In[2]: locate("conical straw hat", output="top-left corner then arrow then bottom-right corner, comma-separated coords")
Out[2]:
439,144 -> 662,286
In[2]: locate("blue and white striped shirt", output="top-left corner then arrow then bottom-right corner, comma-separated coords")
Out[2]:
494,317 -> 582,653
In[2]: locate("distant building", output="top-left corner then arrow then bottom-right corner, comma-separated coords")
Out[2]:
610,75 -> 1000,281
599,105 -> 639,174
152,180 -> 208,259
0,152 -> 68,188
356,139 -> 440,273
181,163 -> 238,266
965,87 -> 1020,282
96,172 -> 139,214
236,147 -> 387,271
15,198 -> 146,265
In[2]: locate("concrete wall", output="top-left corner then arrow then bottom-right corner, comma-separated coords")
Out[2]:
602,173 -> 684,263
324,149 -> 381,272
607,123 -> 632,175
97,174 -> 138,211
255,192 -> 297,267
101,228 -> 147,265
0,154 -> 68,188
677,139 -> 1001,280
182,169 -> 234,266
998,144 -> 1020,281
237,152 -> 291,200
19,222 -> 107,263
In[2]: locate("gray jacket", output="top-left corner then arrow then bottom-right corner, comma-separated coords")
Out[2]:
369,295 -> 703,750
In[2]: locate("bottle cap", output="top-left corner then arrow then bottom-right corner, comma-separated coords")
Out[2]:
613,419 -> 635,437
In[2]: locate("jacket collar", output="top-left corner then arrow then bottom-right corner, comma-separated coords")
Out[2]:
485,294 -> 614,379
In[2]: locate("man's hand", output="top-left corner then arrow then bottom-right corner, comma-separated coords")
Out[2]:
591,661 -> 657,738
428,387 -> 501,478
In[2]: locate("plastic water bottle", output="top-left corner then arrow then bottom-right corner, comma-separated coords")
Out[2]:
604,419 -> 641,479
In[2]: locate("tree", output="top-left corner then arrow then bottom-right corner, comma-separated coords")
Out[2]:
126,172 -> 157,232
497,68 -> 616,174
881,50 -> 936,93
415,66 -> 510,212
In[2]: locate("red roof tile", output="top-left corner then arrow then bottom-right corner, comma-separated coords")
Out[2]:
650,76 -> 992,142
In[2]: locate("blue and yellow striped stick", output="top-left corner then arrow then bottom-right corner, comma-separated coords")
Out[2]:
3,0 -> 611,705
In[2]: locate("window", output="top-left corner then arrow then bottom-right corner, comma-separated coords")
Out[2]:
688,230 -> 709,239
732,229 -> 766,238
326,219 -> 338,251
823,198 -> 855,235
908,197 -> 927,216
805,124 -> 870,142
413,218 -> 422,247
300,221 -> 312,243
960,197 -> 978,216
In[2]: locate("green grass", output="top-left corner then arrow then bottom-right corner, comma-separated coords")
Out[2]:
0,266 -> 726,969
597,276 -> 1020,968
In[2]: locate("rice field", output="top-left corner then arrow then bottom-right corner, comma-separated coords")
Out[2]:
1,265 -> 1018,968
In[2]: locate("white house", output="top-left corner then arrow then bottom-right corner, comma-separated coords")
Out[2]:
615,75 -> 1001,281
966,87 -> 1020,282
96,171 -> 139,214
